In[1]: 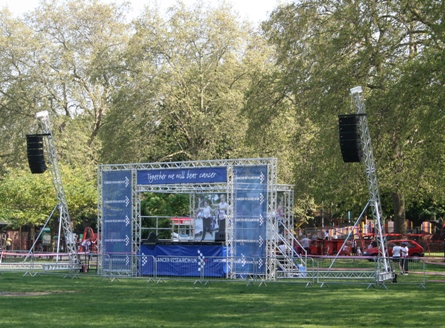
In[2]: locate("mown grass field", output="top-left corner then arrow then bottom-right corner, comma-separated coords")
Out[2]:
1,261 -> 445,328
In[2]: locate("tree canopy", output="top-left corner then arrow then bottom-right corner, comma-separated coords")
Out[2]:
0,0 -> 444,233
248,0 -> 445,228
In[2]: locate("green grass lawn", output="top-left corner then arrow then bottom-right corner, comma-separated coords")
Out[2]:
1,269 -> 445,328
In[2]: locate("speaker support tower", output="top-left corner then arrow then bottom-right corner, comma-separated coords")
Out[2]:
335,87 -> 391,284
25,111 -> 78,264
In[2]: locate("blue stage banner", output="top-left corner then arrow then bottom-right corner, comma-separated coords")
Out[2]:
233,165 -> 267,187
233,165 -> 268,275
102,171 -> 132,255
137,167 -> 227,185
140,244 -> 226,277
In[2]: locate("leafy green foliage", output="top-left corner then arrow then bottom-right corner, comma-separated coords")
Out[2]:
0,165 -> 96,229
0,168 -> 54,227
248,0 -> 445,228
140,193 -> 190,239
99,2 -> 254,163
141,193 -> 189,217
0,0 -> 444,235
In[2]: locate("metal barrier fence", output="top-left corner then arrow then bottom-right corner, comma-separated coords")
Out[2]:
385,256 -> 426,288
273,256 -> 315,286
0,251 -> 81,278
314,256 -> 378,288
0,252 -> 427,288
98,254 -> 315,286
313,255 -> 426,289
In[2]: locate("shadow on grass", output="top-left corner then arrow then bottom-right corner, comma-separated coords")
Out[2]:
0,272 -> 444,327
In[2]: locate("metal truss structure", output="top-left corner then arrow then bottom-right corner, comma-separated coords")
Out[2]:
350,87 -> 391,276
98,158 -> 294,280
35,111 -> 78,263
268,184 -> 298,280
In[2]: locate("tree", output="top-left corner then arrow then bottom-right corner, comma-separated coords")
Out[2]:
24,0 -> 131,157
0,9 -> 46,171
0,165 -> 96,229
99,1 -> 255,163
1,1 -> 131,171
0,1 -> 130,231
249,0 -> 445,230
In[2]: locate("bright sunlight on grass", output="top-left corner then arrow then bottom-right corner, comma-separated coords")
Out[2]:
1,270 -> 445,327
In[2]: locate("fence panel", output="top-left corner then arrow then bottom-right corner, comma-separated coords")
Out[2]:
312,255 -> 426,288
315,256 -> 379,287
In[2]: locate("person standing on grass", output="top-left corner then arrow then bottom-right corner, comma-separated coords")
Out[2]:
6,235 -> 12,250
301,234 -> 311,255
351,238 -> 357,255
401,242 -> 409,275
392,241 -> 403,273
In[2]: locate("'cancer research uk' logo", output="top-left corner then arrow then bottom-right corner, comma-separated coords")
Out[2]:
259,172 -> 265,183
197,250 -> 206,272
142,254 -> 148,266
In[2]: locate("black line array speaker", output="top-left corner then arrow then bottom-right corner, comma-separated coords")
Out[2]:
26,134 -> 47,174
338,114 -> 363,163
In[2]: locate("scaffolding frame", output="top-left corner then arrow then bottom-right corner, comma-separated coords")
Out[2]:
97,158 -> 294,280
34,111 -> 78,263
350,87 -> 391,277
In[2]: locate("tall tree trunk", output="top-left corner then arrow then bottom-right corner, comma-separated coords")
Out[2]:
392,192 -> 406,234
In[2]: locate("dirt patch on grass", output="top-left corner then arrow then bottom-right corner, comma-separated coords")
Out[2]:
428,280 -> 445,283
0,290 -> 76,297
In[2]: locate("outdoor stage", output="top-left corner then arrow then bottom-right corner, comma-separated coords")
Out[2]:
98,158 -> 295,280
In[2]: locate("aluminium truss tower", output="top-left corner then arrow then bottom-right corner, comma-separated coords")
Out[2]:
35,111 -> 78,263
350,87 -> 390,273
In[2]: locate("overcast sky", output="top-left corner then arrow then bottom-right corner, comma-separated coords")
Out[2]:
1,0 -> 284,23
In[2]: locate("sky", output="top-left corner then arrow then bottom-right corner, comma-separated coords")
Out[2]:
0,0 -> 284,23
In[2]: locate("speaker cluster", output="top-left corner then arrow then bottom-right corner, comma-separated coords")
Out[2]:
26,134 -> 47,174
338,114 -> 363,163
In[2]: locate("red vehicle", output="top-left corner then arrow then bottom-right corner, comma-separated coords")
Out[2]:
363,239 -> 424,258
